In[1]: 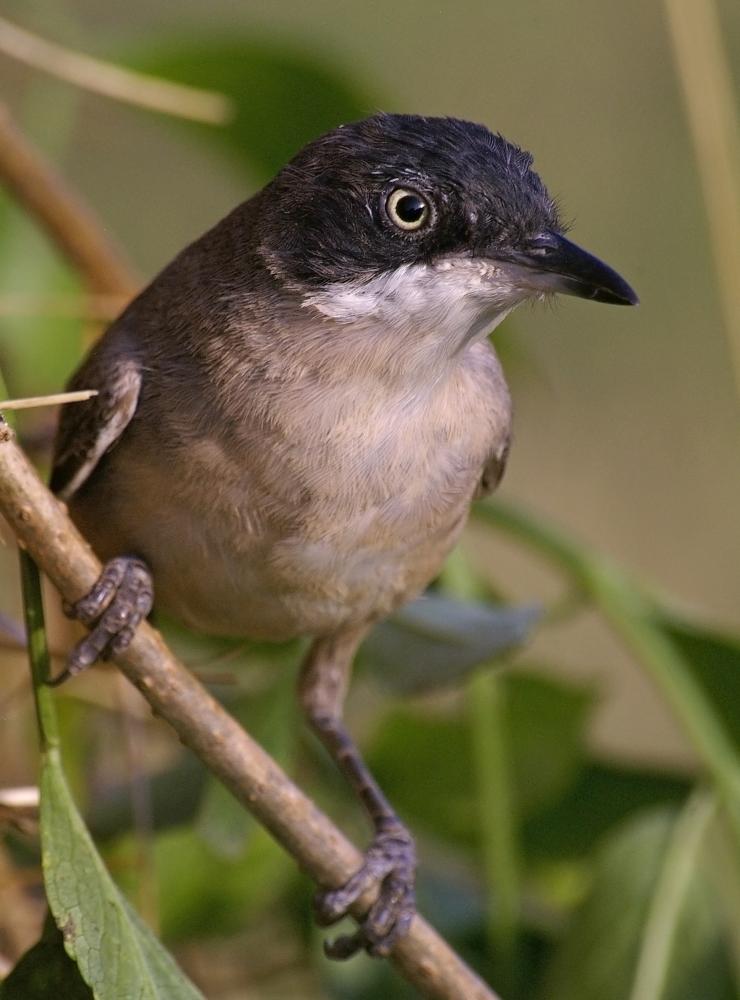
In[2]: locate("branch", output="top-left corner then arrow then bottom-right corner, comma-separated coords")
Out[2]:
0,422 -> 501,1000
0,104 -> 137,296
0,292 -> 126,320
0,16 -> 233,125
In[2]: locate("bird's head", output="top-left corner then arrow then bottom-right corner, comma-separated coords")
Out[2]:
257,114 -> 637,350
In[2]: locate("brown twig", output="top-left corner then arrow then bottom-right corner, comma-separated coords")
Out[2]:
0,422 -> 501,1000
0,16 -> 233,125
0,104 -> 137,297
0,292 -> 126,320
0,390 -> 98,410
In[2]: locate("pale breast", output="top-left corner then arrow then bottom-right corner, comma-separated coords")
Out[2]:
75,339 -> 510,640
226,338 -> 509,635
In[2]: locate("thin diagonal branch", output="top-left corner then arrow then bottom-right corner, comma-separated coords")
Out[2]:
0,421 -> 501,1000
0,16 -> 233,125
0,104 -> 137,296
0,292 -> 126,320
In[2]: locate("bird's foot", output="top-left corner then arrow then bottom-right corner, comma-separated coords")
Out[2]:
315,819 -> 416,959
50,556 -> 153,685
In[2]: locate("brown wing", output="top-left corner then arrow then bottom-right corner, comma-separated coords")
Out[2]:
50,341 -> 141,501
474,433 -> 511,500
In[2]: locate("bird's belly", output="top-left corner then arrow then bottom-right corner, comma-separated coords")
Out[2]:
145,482 -> 473,640
73,340 -> 508,640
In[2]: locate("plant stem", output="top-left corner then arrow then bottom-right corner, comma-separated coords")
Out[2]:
628,789 -> 716,1000
467,669 -> 520,990
19,549 -> 60,753
441,549 -> 521,989
661,0 -> 740,406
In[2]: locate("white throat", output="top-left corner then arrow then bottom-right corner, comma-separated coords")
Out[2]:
303,255 -> 533,359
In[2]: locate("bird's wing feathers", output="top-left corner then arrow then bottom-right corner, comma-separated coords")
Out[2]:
475,434 -> 511,500
50,347 -> 141,501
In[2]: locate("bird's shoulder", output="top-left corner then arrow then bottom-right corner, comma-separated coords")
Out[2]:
50,330 -> 142,501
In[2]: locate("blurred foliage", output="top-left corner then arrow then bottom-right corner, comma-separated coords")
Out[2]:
130,38 -> 374,181
0,20 -> 739,1000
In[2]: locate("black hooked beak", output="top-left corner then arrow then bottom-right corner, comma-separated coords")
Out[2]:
508,231 -> 639,306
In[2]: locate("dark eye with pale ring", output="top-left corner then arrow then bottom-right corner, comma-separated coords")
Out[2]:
385,188 -> 431,232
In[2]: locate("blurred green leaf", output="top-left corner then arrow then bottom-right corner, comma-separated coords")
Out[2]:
362,594 -> 540,695
322,944 -> 418,1000
523,761 -> 690,860
151,822 -> 294,941
41,752 -> 204,999
0,201 -> 83,398
0,916 -> 92,1000
0,82 -> 84,404
541,805 -> 737,1000
659,616 -> 740,749
476,500 -> 740,849
367,670 -> 593,848
507,672 -> 594,819
196,668 -> 299,858
129,38 -> 373,180
87,754 -> 206,841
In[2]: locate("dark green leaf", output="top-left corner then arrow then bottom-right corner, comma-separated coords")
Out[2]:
362,595 -> 540,694
152,823 -> 294,940
523,761 -> 690,860
0,916 -> 92,1000
367,670 -> 593,848
659,615 -> 740,749
196,669 -> 299,858
87,754 -> 206,841
507,672 -> 594,818
129,38 -> 374,180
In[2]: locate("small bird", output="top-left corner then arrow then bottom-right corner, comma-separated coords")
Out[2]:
51,113 -> 637,959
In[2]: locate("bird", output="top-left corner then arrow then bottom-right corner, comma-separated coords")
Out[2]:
50,113 -> 637,959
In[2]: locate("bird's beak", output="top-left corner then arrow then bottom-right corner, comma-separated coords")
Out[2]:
504,231 -> 639,306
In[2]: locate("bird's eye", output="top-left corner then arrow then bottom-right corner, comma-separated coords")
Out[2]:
385,188 -> 431,232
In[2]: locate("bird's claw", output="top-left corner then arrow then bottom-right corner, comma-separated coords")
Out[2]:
315,821 -> 416,959
50,556 -> 153,685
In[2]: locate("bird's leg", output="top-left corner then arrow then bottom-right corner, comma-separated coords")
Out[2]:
50,555 -> 153,685
299,628 -> 416,959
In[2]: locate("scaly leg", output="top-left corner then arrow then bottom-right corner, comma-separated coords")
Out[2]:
50,555 -> 153,685
299,627 -> 416,959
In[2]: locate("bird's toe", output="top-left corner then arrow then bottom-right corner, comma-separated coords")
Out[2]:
51,556 -> 153,685
316,821 -> 416,960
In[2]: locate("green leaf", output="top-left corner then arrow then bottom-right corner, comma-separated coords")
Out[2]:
87,754 -> 206,841
659,615 -> 740,749
367,670 -> 593,848
150,823 -> 294,941
40,749 -> 204,1000
507,672 -> 594,819
542,804 -> 737,1000
196,669 -> 299,858
523,761 -> 690,860
362,594 -> 540,694
128,38 -> 374,181
0,915 -> 92,1000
